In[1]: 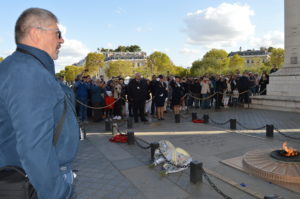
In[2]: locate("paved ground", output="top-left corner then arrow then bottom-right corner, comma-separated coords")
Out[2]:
71,107 -> 300,199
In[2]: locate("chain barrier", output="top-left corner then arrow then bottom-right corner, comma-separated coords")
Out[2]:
135,137 -> 151,149
274,128 -> 300,140
210,118 -> 231,126
202,168 -> 232,199
236,121 -> 266,131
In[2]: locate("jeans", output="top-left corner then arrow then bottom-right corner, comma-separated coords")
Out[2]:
78,98 -> 87,122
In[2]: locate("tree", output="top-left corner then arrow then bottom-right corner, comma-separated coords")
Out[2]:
64,65 -> 84,82
105,61 -> 134,78
202,49 -> 229,74
190,60 -> 206,76
114,45 -> 141,52
147,51 -> 174,75
114,45 -> 127,52
228,54 -> 245,72
127,45 -> 141,52
85,52 -> 104,77
173,66 -> 190,77
270,48 -> 284,68
0,57 -> 3,62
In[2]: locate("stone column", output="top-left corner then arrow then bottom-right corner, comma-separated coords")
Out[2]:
267,0 -> 300,97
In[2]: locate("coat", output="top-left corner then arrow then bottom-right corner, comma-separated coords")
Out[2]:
0,44 -> 79,199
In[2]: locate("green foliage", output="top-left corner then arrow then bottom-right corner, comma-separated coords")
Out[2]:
100,45 -> 141,52
228,54 -> 245,72
270,48 -> 284,68
147,51 -> 174,75
172,66 -> 190,77
105,61 -> 134,78
64,65 -> 84,82
85,52 -> 104,76
0,57 -> 3,62
190,49 -> 229,76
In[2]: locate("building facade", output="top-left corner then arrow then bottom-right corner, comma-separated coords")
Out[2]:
98,51 -> 147,79
228,48 -> 271,66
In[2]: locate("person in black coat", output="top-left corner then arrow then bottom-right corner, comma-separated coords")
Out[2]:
170,76 -> 185,115
259,71 -> 269,95
237,72 -> 255,103
154,75 -> 168,120
127,73 -> 149,122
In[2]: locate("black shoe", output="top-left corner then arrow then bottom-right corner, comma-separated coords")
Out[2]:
161,118 -> 165,120
141,119 -> 148,122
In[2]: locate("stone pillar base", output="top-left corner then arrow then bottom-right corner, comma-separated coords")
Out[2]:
267,67 -> 300,97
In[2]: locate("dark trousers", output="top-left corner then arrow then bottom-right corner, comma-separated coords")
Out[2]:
114,100 -> 122,116
92,102 -> 103,122
151,100 -> 156,115
132,100 -> 146,122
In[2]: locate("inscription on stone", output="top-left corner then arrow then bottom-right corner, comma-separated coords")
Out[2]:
291,56 -> 298,64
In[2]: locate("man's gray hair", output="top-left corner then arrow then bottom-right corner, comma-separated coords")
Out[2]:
15,8 -> 58,44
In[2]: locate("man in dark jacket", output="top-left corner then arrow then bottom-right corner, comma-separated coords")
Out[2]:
127,73 -> 149,122
0,8 -> 79,199
237,72 -> 254,103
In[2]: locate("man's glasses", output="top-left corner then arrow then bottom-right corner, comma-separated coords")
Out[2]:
36,26 -> 62,39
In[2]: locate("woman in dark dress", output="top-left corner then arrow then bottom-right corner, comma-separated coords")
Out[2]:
170,76 -> 185,115
154,75 -> 168,120
259,71 -> 269,95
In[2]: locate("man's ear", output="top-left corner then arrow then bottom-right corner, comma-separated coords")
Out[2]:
28,27 -> 41,43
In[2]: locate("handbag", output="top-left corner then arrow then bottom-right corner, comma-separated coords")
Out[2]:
0,97 -> 67,199
0,166 -> 37,199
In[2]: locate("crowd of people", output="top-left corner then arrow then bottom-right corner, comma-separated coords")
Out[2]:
71,66 -> 278,123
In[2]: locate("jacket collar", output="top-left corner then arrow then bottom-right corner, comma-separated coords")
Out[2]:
17,44 -> 55,76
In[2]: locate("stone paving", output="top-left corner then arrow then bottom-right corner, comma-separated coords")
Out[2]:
71,107 -> 300,199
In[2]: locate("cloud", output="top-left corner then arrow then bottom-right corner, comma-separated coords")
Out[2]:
55,25 -> 90,72
184,3 -> 255,48
180,48 -> 200,55
249,31 -> 284,49
115,7 -> 126,15
135,26 -> 152,33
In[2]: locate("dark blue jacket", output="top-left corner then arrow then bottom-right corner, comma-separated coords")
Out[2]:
0,44 -> 79,199
90,84 -> 105,104
75,81 -> 90,99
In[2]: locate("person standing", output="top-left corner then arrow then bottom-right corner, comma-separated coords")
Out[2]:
170,76 -> 185,115
0,8 -> 79,198
127,73 -> 148,123
154,75 -> 168,120
75,76 -> 90,123
90,79 -> 105,122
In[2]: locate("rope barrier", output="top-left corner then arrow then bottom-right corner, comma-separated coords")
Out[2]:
76,97 -> 122,110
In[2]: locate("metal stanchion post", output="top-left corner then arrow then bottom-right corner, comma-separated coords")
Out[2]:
112,123 -> 118,136
175,114 -> 180,123
105,119 -> 112,131
127,117 -> 133,129
127,131 -> 135,145
192,112 -> 197,120
150,142 -> 160,162
230,119 -> 236,130
190,160 -> 203,184
266,124 -> 274,138
203,114 -> 209,124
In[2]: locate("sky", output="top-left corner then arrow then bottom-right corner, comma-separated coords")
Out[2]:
0,0 -> 284,72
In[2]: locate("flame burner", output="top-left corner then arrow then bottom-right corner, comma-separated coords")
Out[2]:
270,150 -> 300,162
242,149 -> 300,185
